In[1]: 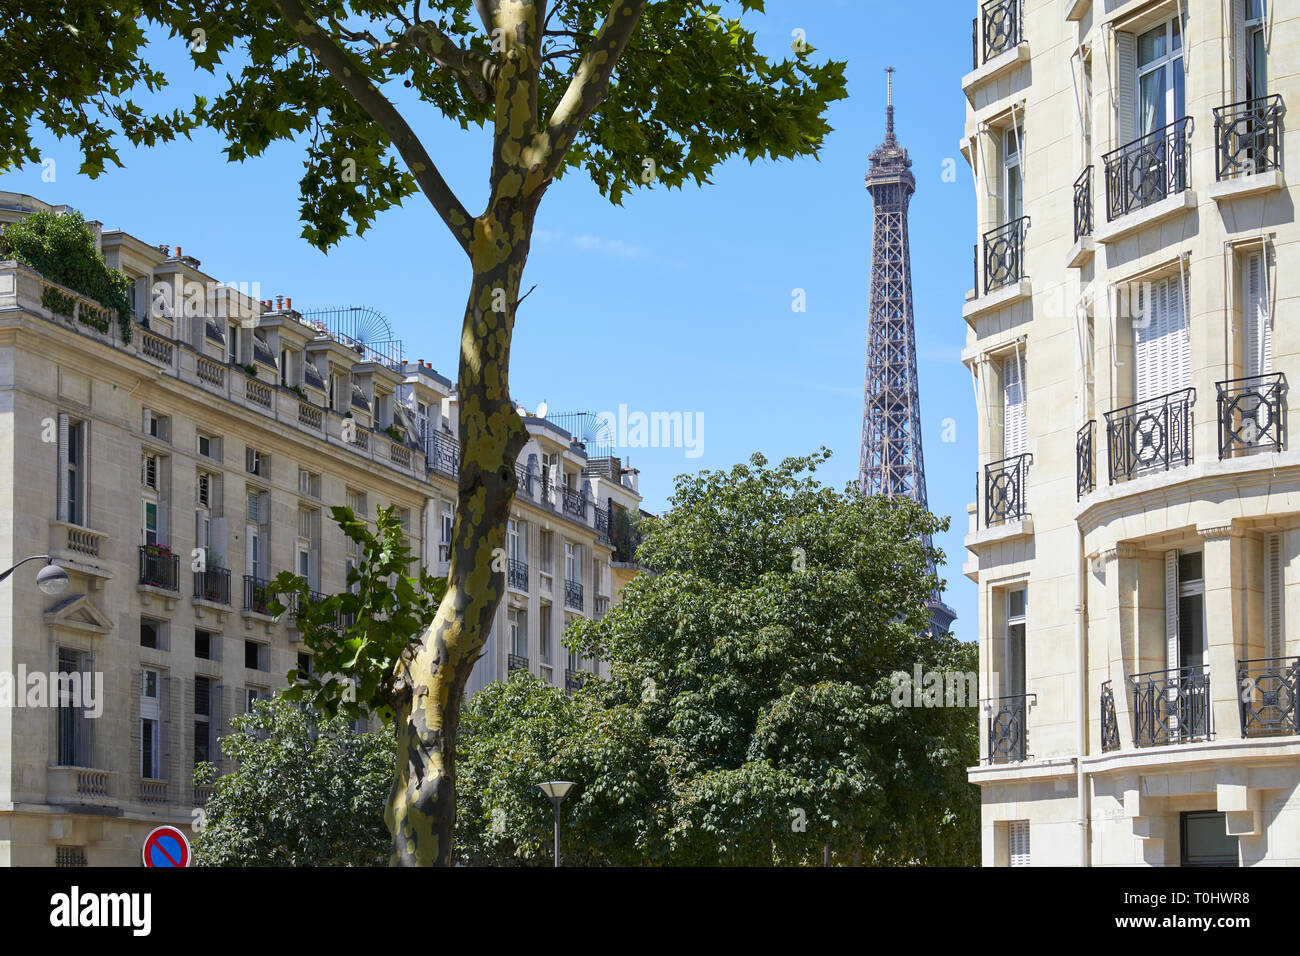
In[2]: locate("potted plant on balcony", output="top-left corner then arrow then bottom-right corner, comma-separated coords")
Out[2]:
384,424 -> 404,443
141,542 -> 175,558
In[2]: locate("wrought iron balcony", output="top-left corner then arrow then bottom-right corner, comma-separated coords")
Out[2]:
1239,657 -> 1300,738
980,0 -> 1022,63
1213,94 -> 1284,181
514,463 -> 533,497
427,432 -> 458,478
507,653 -> 529,674
1131,665 -> 1211,747
507,558 -> 528,592
138,545 -> 179,591
982,216 -> 1029,294
984,693 -> 1033,764
561,487 -> 587,519
1100,681 -> 1120,752
193,567 -> 230,605
1217,373 -> 1286,458
243,574 -> 272,615
1076,420 -> 1095,500
1103,117 -> 1191,221
594,595 -> 610,620
564,578 -> 584,611
565,668 -> 585,694
984,453 -> 1031,526
1104,388 -> 1195,484
1073,166 -> 1093,242
594,503 -> 610,540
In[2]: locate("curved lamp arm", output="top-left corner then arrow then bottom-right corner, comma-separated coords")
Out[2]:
0,554 -> 54,585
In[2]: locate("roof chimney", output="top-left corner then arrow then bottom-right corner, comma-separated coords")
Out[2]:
285,296 -> 292,311
175,245 -> 182,258
158,244 -> 170,256
275,295 -> 283,310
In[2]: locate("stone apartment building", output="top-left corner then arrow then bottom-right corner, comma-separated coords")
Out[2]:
0,191 -> 642,866
961,0 -> 1299,865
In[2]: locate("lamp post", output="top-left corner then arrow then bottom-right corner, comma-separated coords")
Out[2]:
0,555 -> 69,596
537,780 -> 575,867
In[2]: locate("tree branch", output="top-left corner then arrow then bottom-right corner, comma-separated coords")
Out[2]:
268,0 -> 476,255
536,0 -> 649,184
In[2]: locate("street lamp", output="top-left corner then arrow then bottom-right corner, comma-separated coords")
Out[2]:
537,780 -> 575,867
0,555 -> 69,596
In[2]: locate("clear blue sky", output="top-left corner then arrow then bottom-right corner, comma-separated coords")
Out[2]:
0,0 -> 980,635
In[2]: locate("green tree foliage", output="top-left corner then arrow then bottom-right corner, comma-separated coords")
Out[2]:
272,505 -> 445,722
0,209 -> 133,340
456,450 -> 979,865
192,695 -> 393,866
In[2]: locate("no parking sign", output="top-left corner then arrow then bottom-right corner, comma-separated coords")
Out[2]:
142,825 -> 191,868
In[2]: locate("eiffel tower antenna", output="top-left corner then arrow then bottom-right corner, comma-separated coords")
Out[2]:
858,68 -> 955,636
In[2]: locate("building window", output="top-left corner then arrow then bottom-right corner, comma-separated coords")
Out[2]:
539,606 -> 552,664
245,446 -> 268,478
140,668 -> 162,779
58,415 -> 88,526
244,640 -> 268,671
56,648 -> 93,767
1136,18 -> 1185,138
142,408 -> 171,443
140,618 -> 168,651
1006,588 -> 1026,698
298,469 -> 321,499
564,541 -> 580,585
1133,274 -> 1190,404
197,432 -> 222,461
1180,811 -> 1239,867
1239,0 -> 1268,102
55,846 -> 87,868
1002,129 -> 1022,224
194,676 -> 213,767
227,321 -> 241,364
539,529 -> 553,575
509,608 -> 528,659
346,488 -> 367,520
296,652 -> 313,680
1009,820 -> 1030,867
195,629 -> 218,661
1241,249 -> 1272,379
1002,353 -> 1026,458
245,687 -> 265,714
439,501 -> 454,561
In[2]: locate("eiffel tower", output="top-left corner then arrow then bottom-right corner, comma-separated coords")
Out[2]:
857,68 -> 955,637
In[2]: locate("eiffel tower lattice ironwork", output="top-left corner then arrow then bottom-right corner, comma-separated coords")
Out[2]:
857,68 -> 955,637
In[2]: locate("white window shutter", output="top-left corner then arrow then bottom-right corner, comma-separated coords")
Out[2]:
1116,31 -> 1138,146
1009,821 -> 1030,866
57,413 -> 69,523
1266,533 -> 1284,660
1003,354 -> 1027,457
1244,251 -> 1271,378
1165,550 -> 1180,671
1233,0 -> 1248,102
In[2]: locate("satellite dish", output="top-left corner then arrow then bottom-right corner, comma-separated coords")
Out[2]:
535,401 -> 548,420
517,405 -> 528,417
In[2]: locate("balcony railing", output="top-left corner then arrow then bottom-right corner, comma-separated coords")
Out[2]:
1213,94 -> 1284,181
507,558 -> 528,592
982,216 -> 1029,294
594,595 -> 610,620
1103,117 -> 1191,221
428,432 -> 458,478
138,545 -> 178,591
984,453 -> 1031,526
515,463 -> 533,497
1239,657 -> 1299,738
564,579 -> 584,611
1131,665 -> 1211,747
243,575 -> 272,615
1104,388 -> 1195,484
507,653 -> 529,674
561,487 -> 587,519
594,503 -> 610,540
565,668 -> 585,694
980,0 -> 1022,63
1100,681 -> 1120,752
984,693 -> 1033,764
1217,373 -> 1286,458
193,567 -> 230,605
1076,420 -> 1095,500
1073,166 -> 1093,242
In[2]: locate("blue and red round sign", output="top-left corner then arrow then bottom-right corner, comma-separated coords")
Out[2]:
142,825 -> 191,868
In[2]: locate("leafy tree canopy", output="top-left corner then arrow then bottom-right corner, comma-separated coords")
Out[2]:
457,450 -> 979,866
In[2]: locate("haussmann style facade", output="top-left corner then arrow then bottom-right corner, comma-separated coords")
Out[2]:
961,0 -> 1300,865
0,191 -> 643,866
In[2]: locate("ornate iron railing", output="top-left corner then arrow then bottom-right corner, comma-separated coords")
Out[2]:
243,574 -> 272,615
982,216 -> 1030,293
565,668 -> 585,694
1103,117 -> 1191,221
1105,388 -> 1195,484
1101,681 -> 1120,752
427,432 -> 458,478
1077,420 -> 1095,499
561,487 -> 587,519
1217,373 -> 1286,458
138,545 -> 178,591
514,463 -> 533,497
1239,657 -> 1299,738
193,567 -> 230,605
1131,665 -> 1211,747
1073,166 -> 1093,241
1213,94 -> 1284,181
564,578 -> 584,611
981,0 -> 1022,63
507,558 -> 528,592
984,453 -> 1031,526
594,503 -> 610,540
507,653 -> 529,674
984,693 -> 1033,764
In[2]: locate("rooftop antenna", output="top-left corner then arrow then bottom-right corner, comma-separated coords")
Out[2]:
885,66 -> 896,140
